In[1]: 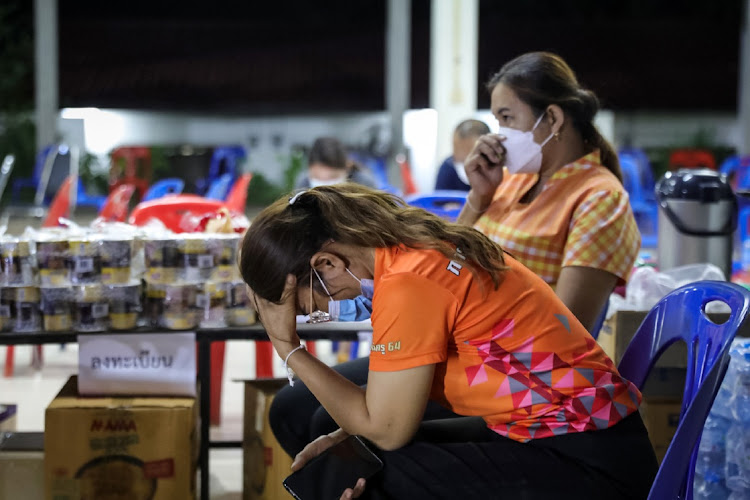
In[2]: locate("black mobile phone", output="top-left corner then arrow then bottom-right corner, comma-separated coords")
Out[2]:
283,435 -> 383,500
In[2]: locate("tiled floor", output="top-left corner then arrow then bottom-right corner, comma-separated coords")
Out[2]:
0,339 -> 347,499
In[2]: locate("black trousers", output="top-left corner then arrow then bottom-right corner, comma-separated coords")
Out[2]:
363,412 -> 657,499
269,356 -> 461,458
269,356 -> 658,499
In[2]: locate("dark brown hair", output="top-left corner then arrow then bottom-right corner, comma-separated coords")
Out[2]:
487,52 -> 622,182
308,137 -> 347,171
239,184 -> 506,302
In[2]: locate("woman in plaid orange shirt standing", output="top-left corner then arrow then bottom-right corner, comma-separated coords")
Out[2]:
458,52 -> 640,333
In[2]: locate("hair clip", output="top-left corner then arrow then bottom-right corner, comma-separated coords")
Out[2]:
289,190 -> 307,205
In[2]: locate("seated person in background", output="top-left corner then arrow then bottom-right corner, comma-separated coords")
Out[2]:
296,137 -> 378,189
434,119 -> 491,191
240,184 -> 657,499
457,51 -> 640,333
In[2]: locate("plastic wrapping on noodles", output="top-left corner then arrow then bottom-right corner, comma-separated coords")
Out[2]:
105,281 -> 142,331
0,288 -> 12,332
72,284 -> 109,333
199,282 -> 227,328
99,239 -> 134,285
0,286 -> 42,333
36,239 -> 71,286
162,284 -> 201,331
144,238 -> 180,284
142,233 -> 241,285
207,234 -> 241,283
40,286 -> 73,332
144,282 -> 166,328
0,237 -> 37,286
68,238 -> 102,285
226,280 -> 255,327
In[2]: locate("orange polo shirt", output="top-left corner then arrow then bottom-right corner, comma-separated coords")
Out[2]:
368,245 -> 641,442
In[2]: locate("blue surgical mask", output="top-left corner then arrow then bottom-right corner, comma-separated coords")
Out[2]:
328,269 -> 375,322
328,295 -> 373,321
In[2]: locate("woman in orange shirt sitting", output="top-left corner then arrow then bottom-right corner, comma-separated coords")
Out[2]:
240,185 -> 656,499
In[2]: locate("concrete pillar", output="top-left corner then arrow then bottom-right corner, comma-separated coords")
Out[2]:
34,0 -> 59,152
386,0 -> 411,188
429,0 -> 479,174
739,0 -> 750,155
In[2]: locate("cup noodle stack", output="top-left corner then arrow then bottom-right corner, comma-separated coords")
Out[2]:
0,223 -> 255,334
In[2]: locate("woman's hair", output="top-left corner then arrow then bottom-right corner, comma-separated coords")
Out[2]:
239,184 -> 507,302
487,52 -> 622,182
308,137 -> 348,170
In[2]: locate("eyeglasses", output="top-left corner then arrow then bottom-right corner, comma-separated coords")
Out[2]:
308,268 -> 333,324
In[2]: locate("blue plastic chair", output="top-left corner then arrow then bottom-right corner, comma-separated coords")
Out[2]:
76,179 -> 107,211
620,148 -> 656,200
11,144 -> 56,202
405,190 -> 468,222
142,178 -> 185,202
196,146 -> 245,195
720,155 -> 750,190
620,154 -> 658,248
205,173 -> 234,200
617,281 -> 750,500
589,301 -> 608,340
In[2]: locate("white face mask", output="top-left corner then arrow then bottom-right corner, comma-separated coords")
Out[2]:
309,175 -> 347,188
497,113 -> 555,174
453,161 -> 470,185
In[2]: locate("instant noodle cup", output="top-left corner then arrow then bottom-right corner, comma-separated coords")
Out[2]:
143,238 -> 179,284
40,286 -> 73,332
0,288 -> 12,332
36,240 -> 70,286
162,284 -> 201,330
144,283 -> 166,328
178,236 -> 213,283
73,285 -> 109,333
208,234 -> 241,283
105,281 -> 142,331
0,238 -> 36,286
226,280 -> 256,326
198,282 -> 227,328
69,238 -> 102,284
100,238 -> 134,285
9,286 -> 41,332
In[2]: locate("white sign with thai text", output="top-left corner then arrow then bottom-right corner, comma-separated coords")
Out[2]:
78,333 -> 196,397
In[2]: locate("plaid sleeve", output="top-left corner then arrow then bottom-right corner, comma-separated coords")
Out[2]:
562,190 -> 641,284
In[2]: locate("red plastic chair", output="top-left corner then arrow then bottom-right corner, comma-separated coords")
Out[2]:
668,149 -> 717,171
225,173 -> 252,212
97,184 -> 137,223
397,155 -> 419,196
109,147 -> 152,201
41,176 -> 74,228
128,195 -> 227,232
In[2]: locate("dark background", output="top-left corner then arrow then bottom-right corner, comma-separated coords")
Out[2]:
1,0 -> 744,114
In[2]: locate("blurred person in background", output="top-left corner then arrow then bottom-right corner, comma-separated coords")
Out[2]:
241,185 -> 656,499
457,51 -> 640,333
296,137 -> 377,189
434,119 -> 491,191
